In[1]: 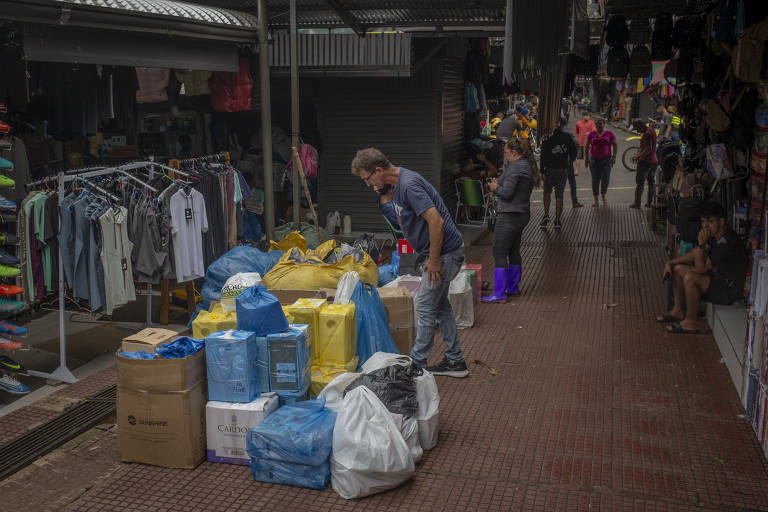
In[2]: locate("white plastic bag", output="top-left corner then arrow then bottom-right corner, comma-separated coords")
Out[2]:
400,415 -> 423,463
448,271 -> 474,329
330,387 -> 415,499
415,371 -> 440,450
361,352 -> 411,374
317,371 -> 361,413
220,272 -> 262,312
334,271 -> 360,305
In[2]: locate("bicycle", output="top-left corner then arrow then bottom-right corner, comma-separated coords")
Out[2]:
622,121 -> 659,172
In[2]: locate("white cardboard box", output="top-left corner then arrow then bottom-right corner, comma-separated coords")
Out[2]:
205,393 -> 279,465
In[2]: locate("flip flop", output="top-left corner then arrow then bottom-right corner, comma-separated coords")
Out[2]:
666,323 -> 700,335
656,313 -> 683,323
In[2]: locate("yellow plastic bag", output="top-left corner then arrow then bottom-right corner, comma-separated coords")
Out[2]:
192,302 -> 237,339
317,303 -> 356,365
282,298 -> 327,362
310,357 -> 359,397
270,231 -> 308,253
263,252 -> 378,290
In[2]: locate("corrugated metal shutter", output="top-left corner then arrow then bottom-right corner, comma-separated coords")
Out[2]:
439,57 -> 465,216
317,81 -> 439,232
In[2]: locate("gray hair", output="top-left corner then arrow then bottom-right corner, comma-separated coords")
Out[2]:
350,148 -> 391,175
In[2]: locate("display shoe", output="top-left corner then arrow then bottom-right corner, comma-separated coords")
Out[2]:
0,120 -> 9,133
0,355 -> 24,373
481,268 -> 509,303
0,174 -> 15,187
0,196 -> 15,211
506,264 -> 522,296
0,249 -> 19,266
0,285 -> 23,296
0,232 -> 19,245
0,320 -> 26,335
0,338 -> 23,350
0,157 -> 12,171
0,300 -> 23,313
0,265 -> 20,278
0,374 -> 30,394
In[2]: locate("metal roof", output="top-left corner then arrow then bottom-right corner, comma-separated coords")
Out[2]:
52,0 -> 259,27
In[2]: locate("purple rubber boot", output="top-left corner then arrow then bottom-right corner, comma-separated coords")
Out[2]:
506,265 -> 521,296
481,268 -> 509,303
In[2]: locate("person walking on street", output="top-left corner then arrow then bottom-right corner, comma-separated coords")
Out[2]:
584,118 -> 618,207
540,117 -> 578,229
574,112 -> 595,176
630,119 -> 658,209
351,148 -> 469,377
481,138 -> 541,303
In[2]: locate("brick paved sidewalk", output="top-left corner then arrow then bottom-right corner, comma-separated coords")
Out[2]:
7,204 -> 768,512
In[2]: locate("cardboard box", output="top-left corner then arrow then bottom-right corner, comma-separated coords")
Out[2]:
268,289 -> 327,305
117,381 -> 206,469
205,393 -> 280,465
117,349 -> 206,392
378,287 -> 415,355
121,328 -> 180,354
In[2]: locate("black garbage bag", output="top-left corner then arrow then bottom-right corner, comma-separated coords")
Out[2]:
345,363 -> 420,417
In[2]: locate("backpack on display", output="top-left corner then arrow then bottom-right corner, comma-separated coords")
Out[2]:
630,46 -> 652,78
607,47 -> 630,78
606,15 -> 630,48
651,34 -> 673,59
733,18 -> 768,84
711,0 -> 738,43
654,12 -> 674,38
629,14 -> 652,44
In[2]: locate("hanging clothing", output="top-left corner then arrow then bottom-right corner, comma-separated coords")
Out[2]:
174,70 -> 212,96
99,206 -> 136,315
170,188 -> 209,283
135,68 -> 170,104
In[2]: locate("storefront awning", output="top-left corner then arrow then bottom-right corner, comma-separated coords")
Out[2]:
0,0 -> 259,42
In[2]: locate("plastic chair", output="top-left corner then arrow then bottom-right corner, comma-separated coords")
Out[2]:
454,178 -> 490,227
383,215 -> 404,247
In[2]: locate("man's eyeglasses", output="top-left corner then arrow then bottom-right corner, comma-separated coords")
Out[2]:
360,169 -> 376,184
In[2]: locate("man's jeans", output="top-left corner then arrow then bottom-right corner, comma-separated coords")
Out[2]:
411,245 -> 465,366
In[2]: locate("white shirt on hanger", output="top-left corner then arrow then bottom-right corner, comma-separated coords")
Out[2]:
170,188 -> 209,282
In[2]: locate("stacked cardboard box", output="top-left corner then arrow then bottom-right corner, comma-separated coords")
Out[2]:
378,287 -> 415,356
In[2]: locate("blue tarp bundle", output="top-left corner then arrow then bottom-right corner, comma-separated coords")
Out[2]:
200,246 -> 283,310
156,337 -> 204,359
205,330 -> 261,403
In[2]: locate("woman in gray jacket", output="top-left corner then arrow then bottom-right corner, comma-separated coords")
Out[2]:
481,138 -> 540,303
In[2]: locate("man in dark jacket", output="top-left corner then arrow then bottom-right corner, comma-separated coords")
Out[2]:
540,117 -> 577,229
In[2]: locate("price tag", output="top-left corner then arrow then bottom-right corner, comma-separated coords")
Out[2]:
121,258 -> 128,271
185,208 -> 192,220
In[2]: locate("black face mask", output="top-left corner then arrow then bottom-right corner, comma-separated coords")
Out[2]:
377,184 -> 393,195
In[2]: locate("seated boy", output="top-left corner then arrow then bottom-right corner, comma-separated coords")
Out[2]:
657,201 -> 748,334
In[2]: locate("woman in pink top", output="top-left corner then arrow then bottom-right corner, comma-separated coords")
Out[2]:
584,118 -> 618,207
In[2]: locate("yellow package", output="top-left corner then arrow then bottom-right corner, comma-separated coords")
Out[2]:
317,303 -> 356,365
283,298 -> 326,362
192,302 -> 237,339
310,357 -> 359,397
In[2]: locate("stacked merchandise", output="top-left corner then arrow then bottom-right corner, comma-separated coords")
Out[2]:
746,252 -> 768,457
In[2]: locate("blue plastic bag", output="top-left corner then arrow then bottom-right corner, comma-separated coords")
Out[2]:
156,337 -> 204,359
205,330 -> 261,402
256,336 -> 270,393
200,246 -> 283,309
246,398 -> 336,466
378,252 -> 400,286
119,350 -> 157,359
250,458 -> 330,490
236,285 -> 289,336
350,281 -> 399,368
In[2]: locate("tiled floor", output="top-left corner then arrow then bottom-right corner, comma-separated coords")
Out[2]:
8,204 -> 768,511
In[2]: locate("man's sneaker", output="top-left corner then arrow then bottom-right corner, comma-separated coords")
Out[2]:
0,320 -> 26,335
0,174 -> 14,188
0,232 -> 19,245
539,216 -> 549,229
0,355 -> 24,373
573,202 -> 584,208
0,285 -> 23,296
0,300 -> 23,313
0,248 -> 19,266
0,374 -> 29,394
554,221 -> 562,230
427,358 -> 469,378
0,338 -> 23,350
0,196 -> 15,211
0,265 -> 20,278
0,157 -> 12,170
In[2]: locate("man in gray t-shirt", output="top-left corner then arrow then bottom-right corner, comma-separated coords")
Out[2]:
657,104 -> 673,139
351,148 -> 468,378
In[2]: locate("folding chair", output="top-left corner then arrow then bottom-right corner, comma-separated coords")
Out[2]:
454,178 -> 491,227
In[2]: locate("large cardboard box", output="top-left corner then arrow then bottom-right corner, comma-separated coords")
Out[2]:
268,289 -> 328,305
117,381 -> 206,469
121,328 -> 180,354
378,287 -> 415,355
205,393 -> 280,465
117,349 -> 206,392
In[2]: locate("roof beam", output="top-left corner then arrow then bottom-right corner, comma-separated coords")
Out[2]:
323,0 -> 366,36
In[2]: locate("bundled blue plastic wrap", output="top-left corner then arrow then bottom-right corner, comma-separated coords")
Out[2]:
350,282 -> 399,368
200,246 -> 283,310
246,398 -> 336,466
119,350 -> 157,359
156,337 -> 204,359
205,330 -> 261,403
256,336 -> 270,393
250,458 -> 330,490
267,325 -> 310,393
236,285 -> 289,336
378,252 -> 400,286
